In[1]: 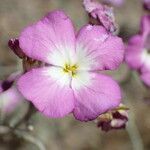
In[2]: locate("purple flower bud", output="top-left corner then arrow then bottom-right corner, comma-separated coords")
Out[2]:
1,71 -> 21,92
8,38 -> 25,59
1,80 -> 14,92
83,0 -> 117,33
96,104 -> 128,132
143,0 -> 150,11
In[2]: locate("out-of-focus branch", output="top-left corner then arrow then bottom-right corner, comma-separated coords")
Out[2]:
119,66 -> 132,85
0,103 -> 6,125
126,102 -> 144,150
0,125 -> 46,150
0,125 -> 11,134
15,129 -> 46,150
13,102 -> 36,129
120,68 -> 144,150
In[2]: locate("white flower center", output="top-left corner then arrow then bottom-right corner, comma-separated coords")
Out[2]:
141,49 -> 150,69
45,45 -> 96,90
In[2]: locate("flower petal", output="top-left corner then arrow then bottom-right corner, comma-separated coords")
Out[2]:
76,25 -> 124,71
0,81 -> 3,93
72,73 -> 121,121
17,67 -> 75,118
140,15 -> 150,41
83,0 -> 102,13
19,10 -> 76,66
0,86 -> 23,113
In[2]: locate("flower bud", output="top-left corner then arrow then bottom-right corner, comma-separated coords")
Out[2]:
96,104 -> 128,132
8,38 -> 25,59
143,0 -> 150,11
83,0 -> 117,33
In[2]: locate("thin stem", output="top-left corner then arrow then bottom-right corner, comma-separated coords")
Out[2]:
119,67 -> 132,85
121,70 -> 144,150
13,103 -> 36,128
0,102 -> 6,125
0,125 -> 11,134
0,125 -> 46,150
15,129 -> 46,150
126,103 -> 144,150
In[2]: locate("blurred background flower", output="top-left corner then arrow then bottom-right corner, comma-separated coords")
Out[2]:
125,15 -> 150,87
0,71 -> 23,113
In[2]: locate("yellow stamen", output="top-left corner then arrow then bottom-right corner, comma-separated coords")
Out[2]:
63,64 -> 78,77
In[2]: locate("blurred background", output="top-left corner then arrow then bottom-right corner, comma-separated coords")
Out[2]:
0,0 -> 150,150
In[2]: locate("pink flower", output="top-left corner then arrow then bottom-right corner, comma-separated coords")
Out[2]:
0,72 -> 23,113
143,0 -> 150,10
17,10 -> 124,121
125,15 -> 150,87
83,0 -> 116,33
102,0 -> 125,7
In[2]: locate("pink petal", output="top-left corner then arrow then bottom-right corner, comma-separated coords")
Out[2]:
0,81 -> 3,93
125,35 -> 144,70
140,15 -> 150,41
73,73 -> 121,121
19,10 -> 76,65
83,0 -> 102,13
17,67 -> 75,118
0,86 -> 23,113
76,25 -> 124,71
7,71 -> 22,82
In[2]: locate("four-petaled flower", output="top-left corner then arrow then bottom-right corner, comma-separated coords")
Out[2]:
17,10 -> 124,121
125,15 -> 150,87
